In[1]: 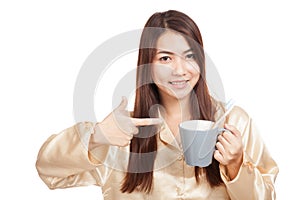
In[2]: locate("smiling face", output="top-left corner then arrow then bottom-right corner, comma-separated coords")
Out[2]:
151,31 -> 200,101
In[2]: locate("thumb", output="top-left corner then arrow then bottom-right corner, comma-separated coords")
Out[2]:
116,96 -> 128,111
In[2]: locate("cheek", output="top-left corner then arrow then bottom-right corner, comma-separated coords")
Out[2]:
187,63 -> 200,84
187,62 -> 201,74
152,65 -> 171,83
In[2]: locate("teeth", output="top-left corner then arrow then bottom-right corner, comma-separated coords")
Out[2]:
170,81 -> 187,85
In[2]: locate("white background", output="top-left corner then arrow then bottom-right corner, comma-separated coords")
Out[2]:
1,0 -> 299,199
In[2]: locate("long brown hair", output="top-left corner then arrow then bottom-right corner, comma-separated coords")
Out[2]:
121,10 -> 223,194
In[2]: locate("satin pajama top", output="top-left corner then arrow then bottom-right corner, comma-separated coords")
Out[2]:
36,106 -> 279,199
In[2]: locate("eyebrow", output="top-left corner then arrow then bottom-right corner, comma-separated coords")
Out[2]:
156,48 -> 193,55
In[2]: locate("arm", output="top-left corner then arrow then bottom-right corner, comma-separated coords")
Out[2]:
220,106 -> 279,200
36,97 -> 162,189
35,122 -> 109,189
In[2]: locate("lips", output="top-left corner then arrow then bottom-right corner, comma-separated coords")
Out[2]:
169,80 -> 189,89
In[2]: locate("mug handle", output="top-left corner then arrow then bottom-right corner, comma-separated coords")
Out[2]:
198,128 -> 231,160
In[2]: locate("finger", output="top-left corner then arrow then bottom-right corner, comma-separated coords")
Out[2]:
215,141 -> 226,155
131,117 -> 163,126
128,126 -> 139,135
119,139 -> 132,147
117,124 -> 139,136
221,130 -> 236,144
116,96 -> 128,111
224,124 -> 241,137
218,134 -> 231,149
214,150 -> 225,164
121,130 -> 134,139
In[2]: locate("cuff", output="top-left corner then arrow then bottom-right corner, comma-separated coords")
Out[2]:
75,122 -> 104,165
220,152 -> 255,183
219,153 -> 256,199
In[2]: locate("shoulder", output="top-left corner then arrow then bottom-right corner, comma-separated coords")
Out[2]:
228,105 -> 250,121
226,105 -> 252,134
214,101 -> 250,122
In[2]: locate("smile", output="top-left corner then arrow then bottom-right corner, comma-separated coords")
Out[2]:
169,80 -> 188,85
169,80 -> 189,89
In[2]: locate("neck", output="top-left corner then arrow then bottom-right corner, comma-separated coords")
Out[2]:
159,94 -> 191,121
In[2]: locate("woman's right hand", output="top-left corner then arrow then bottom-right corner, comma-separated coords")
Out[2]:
89,97 -> 163,148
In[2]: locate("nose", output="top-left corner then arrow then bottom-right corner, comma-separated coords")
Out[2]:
172,56 -> 187,76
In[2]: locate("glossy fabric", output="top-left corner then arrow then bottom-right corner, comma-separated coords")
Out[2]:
36,106 -> 278,199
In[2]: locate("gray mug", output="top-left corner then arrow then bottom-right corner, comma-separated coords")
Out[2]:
179,120 -> 226,167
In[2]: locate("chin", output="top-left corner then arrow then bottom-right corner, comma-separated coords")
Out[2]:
170,91 -> 192,100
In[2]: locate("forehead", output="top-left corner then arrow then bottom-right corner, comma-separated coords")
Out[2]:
156,31 -> 191,54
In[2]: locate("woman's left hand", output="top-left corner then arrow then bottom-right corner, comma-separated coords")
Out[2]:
214,124 -> 244,180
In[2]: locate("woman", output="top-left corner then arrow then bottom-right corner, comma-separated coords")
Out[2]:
36,10 -> 278,199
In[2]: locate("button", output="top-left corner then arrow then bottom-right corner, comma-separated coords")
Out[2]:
177,155 -> 183,161
176,187 -> 181,194
176,187 -> 184,196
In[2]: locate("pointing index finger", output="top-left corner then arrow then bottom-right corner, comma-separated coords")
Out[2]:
131,117 -> 163,127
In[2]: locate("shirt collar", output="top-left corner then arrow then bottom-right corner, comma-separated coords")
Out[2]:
157,109 -> 181,150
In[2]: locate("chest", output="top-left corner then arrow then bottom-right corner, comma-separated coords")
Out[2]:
102,153 -> 230,200
165,119 -> 182,147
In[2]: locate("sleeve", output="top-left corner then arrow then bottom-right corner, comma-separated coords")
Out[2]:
35,122 -> 111,189
220,106 -> 279,200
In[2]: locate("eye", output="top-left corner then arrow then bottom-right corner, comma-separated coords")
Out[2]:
186,53 -> 195,60
159,56 -> 171,62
